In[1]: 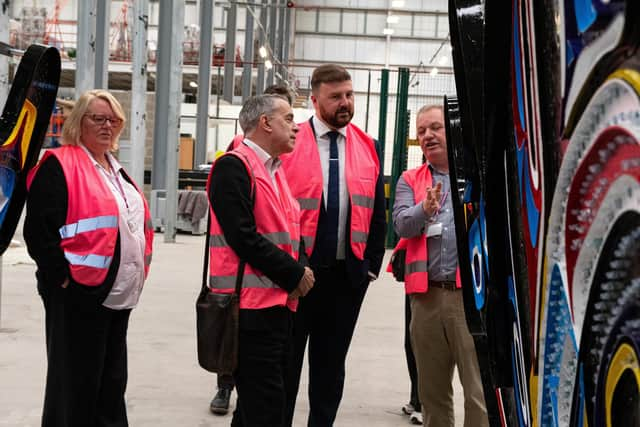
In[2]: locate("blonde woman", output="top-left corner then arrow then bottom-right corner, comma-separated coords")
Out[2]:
24,90 -> 153,427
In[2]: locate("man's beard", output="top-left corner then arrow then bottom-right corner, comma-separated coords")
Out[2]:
323,107 -> 353,128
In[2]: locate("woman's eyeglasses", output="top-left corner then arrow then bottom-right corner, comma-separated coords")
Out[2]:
85,114 -> 123,127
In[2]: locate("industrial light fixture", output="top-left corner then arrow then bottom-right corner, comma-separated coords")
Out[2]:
189,81 -> 198,88
430,67 -> 439,76
391,0 -> 405,7
259,46 -> 267,58
386,15 -> 399,24
265,59 -> 273,69
383,28 -> 395,35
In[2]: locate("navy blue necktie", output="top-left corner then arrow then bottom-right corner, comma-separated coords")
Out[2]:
326,131 -> 340,257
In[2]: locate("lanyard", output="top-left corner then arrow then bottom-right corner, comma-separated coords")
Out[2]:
105,156 -> 129,209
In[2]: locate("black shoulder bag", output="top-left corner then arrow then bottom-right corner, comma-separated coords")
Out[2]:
196,156 -> 255,374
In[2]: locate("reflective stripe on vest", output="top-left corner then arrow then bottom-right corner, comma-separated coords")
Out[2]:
210,231 -> 293,247
352,194 -> 375,208
281,120 -> 379,259
297,197 -> 320,210
59,215 -> 118,239
64,252 -> 113,269
406,261 -> 428,275
206,143 -> 301,310
209,273 -> 279,290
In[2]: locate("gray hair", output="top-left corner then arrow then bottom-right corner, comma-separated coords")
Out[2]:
416,104 -> 443,118
239,94 -> 287,133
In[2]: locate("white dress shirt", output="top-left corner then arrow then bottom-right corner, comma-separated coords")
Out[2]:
242,138 -> 282,195
312,116 -> 348,260
79,145 -> 146,310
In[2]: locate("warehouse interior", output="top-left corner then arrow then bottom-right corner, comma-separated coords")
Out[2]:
0,0 -> 455,237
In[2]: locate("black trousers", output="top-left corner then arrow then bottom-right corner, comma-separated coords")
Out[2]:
285,264 -> 368,427
231,305 -> 293,427
404,295 -> 421,412
217,373 -> 235,390
40,281 -> 131,427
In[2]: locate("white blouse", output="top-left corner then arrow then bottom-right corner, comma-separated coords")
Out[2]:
80,145 -> 146,310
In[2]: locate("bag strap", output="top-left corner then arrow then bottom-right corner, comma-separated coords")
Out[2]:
201,149 -> 256,297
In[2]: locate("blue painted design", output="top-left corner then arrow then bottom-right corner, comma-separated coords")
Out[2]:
463,181 -> 473,204
524,164 -> 540,248
513,2 -> 526,129
468,219 -> 485,310
479,196 -> 490,276
574,0 -> 597,33
508,277 -> 529,427
565,40 -> 575,67
0,167 -> 16,227
541,264 -> 577,427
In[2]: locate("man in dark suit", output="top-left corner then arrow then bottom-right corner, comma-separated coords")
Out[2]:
281,64 -> 386,426
209,83 -> 296,417
208,94 -> 315,426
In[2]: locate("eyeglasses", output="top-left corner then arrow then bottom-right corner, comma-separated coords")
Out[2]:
84,113 -> 123,127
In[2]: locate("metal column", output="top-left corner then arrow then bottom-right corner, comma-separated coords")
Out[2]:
241,4 -> 255,102
94,0 -> 111,89
129,0 -> 149,187
152,0 -> 184,242
76,0 -> 97,98
275,0 -> 285,83
377,69 -> 389,161
281,5 -> 291,83
256,0 -> 267,94
0,2 -> 9,107
266,0 -> 277,86
196,0 -> 214,166
222,2 -> 237,104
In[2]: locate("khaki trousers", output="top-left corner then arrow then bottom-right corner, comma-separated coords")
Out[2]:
410,288 -> 488,427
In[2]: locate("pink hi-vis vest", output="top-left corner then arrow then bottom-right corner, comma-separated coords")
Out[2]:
393,163 -> 460,294
27,146 -> 154,286
206,143 -> 301,311
281,120 -> 379,259
227,134 -> 244,151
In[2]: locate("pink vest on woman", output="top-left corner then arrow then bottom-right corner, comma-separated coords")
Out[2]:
27,145 -> 153,286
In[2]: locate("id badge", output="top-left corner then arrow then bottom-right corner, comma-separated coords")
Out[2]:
426,222 -> 443,238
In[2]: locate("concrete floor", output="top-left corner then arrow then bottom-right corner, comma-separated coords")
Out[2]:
0,232 -> 466,427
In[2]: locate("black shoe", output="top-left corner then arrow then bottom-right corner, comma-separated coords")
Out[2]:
210,388 -> 231,415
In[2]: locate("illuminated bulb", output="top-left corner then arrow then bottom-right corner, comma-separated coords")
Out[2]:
383,28 -> 394,35
386,15 -> 399,24
259,46 -> 267,58
265,59 -> 273,69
